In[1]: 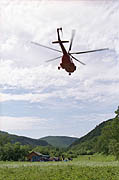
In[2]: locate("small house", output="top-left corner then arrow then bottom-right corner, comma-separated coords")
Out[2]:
27,151 -> 50,162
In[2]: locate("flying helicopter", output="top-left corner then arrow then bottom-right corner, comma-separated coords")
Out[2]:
31,28 -> 109,75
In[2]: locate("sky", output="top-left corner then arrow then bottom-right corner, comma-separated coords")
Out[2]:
0,0 -> 119,139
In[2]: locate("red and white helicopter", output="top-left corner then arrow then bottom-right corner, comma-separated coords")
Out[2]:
31,28 -> 108,75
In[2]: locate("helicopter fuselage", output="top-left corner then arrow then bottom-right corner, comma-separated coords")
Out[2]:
60,54 -> 76,74
56,28 -> 76,75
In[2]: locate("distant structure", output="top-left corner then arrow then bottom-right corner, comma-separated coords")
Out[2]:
27,151 -> 50,162
27,151 -> 71,162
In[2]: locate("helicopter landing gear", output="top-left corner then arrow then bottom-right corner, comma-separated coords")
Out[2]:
58,66 -> 60,70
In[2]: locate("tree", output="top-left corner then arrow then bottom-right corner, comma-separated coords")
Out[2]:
0,142 -> 31,161
0,134 -> 10,146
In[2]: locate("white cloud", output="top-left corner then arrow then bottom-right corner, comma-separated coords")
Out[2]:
0,116 -> 48,131
0,36 -> 18,52
0,59 -> 69,89
0,57 -> 119,105
0,93 -> 48,102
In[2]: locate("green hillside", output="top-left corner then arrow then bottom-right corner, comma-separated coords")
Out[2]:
69,108 -> 119,158
69,118 -> 114,156
70,119 -> 113,147
0,131 -> 78,148
0,131 -> 49,147
40,136 -> 78,148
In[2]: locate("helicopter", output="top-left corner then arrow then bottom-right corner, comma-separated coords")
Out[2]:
31,28 -> 109,75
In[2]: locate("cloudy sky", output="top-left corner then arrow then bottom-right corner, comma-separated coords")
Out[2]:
0,0 -> 119,139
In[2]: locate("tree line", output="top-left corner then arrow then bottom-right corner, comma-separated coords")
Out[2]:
0,135 -> 71,161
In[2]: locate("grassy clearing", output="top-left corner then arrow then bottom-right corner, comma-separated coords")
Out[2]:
75,154 -> 115,162
0,155 -> 119,180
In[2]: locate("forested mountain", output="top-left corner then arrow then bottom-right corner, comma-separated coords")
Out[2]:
0,131 -> 49,147
69,107 -> 119,159
40,136 -> 78,148
68,119 -> 113,156
0,131 -> 78,148
70,119 -> 113,147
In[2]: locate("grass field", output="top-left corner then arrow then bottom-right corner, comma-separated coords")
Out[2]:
0,155 -> 119,180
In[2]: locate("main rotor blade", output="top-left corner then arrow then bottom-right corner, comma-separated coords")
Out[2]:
31,41 -> 62,53
46,56 -> 62,62
70,48 -> 109,55
70,54 -> 86,65
68,30 -> 76,52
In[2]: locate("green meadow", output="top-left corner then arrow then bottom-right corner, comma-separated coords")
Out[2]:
0,155 -> 119,180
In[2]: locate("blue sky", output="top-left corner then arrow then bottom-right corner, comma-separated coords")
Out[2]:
0,0 -> 119,138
